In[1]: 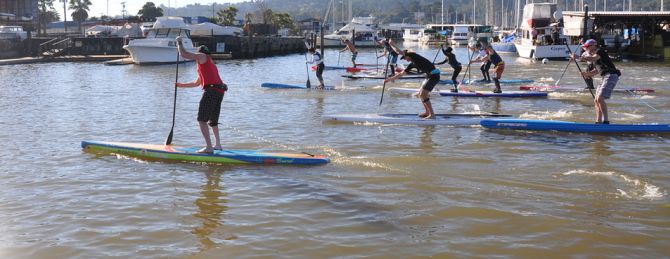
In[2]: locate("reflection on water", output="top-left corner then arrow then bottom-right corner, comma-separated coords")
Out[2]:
192,168 -> 233,251
419,126 -> 437,153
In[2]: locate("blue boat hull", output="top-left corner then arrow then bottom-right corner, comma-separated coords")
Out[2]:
480,119 -> 670,133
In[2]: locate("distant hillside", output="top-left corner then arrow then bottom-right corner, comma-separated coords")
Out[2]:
162,0 -> 667,25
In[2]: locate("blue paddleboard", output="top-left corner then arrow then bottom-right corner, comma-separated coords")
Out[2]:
480,119 -> 670,133
440,79 -> 534,85
439,90 -> 547,98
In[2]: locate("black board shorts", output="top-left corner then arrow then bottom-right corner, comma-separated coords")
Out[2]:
421,73 -> 440,91
197,87 -> 225,126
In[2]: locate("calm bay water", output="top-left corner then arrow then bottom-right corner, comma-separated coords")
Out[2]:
1,44 -> 669,258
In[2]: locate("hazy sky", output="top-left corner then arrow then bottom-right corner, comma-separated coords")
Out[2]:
55,0 -> 245,20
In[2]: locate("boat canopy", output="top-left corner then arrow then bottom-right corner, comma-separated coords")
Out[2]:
189,22 -> 242,36
336,22 -> 376,33
153,17 -> 189,29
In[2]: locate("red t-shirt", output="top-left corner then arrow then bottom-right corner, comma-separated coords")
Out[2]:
196,56 -> 224,90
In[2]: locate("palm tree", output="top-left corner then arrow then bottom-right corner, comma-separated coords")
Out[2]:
38,0 -> 56,35
68,0 -> 92,35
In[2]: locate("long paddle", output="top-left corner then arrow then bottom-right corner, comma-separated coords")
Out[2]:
432,44 -> 442,63
377,56 -> 392,113
337,48 -> 341,66
459,47 -> 477,89
165,46 -> 179,145
375,46 -> 380,74
554,58 -> 572,86
431,45 -> 443,92
565,42 -> 594,98
303,41 -> 311,89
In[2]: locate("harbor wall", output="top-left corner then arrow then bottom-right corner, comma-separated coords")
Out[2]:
23,35 -> 306,59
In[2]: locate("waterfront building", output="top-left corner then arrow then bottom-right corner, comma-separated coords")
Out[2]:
0,0 -> 37,25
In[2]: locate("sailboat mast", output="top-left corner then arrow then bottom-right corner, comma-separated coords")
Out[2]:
441,0 -> 444,24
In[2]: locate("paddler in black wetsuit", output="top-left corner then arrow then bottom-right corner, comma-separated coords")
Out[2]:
571,39 -> 621,124
434,46 -> 462,92
384,49 -> 441,119
470,43 -> 492,83
472,45 -> 505,93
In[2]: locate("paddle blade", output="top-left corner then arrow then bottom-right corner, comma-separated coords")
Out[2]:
164,129 -> 174,145
306,79 -> 311,89
346,67 -> 365,73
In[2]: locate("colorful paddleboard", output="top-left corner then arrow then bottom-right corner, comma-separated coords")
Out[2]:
440,79 -> 534,85
519,85 -> 655,93
324,113 -> 513,126
480,119 -> 670,133
81,141 -> 330,165
261,83 -> 335,90
439,90 -> 548,98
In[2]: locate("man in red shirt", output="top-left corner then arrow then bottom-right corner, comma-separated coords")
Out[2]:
175,36 -> 227,154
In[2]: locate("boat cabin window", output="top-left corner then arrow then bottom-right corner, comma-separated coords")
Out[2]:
155,28 -> 171,38
148,28 -> 188,38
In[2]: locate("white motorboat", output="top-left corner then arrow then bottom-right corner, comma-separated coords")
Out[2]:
123,17 -> 197,65
449,25 -> 470,45
514,3 -> 579,59
430,24 -> 493,46
321,16 -> 379,47
402,28 -> 422,42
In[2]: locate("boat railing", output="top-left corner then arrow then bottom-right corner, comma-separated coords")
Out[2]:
39,37 -> 72,58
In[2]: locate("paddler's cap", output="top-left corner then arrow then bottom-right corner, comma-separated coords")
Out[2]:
198,45 -> 211,55
399,50 -> 411,59
582,39 -> 597,48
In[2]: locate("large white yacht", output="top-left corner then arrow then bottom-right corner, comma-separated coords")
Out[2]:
514,3 -> 579,59
123,17 -> 197,65
321,16 -> 379,47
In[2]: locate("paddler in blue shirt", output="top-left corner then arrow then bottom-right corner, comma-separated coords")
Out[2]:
435,46 -> 462,92
571,39 -> 621,124
378,39 -> 399,75
384,49 -> 441,119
